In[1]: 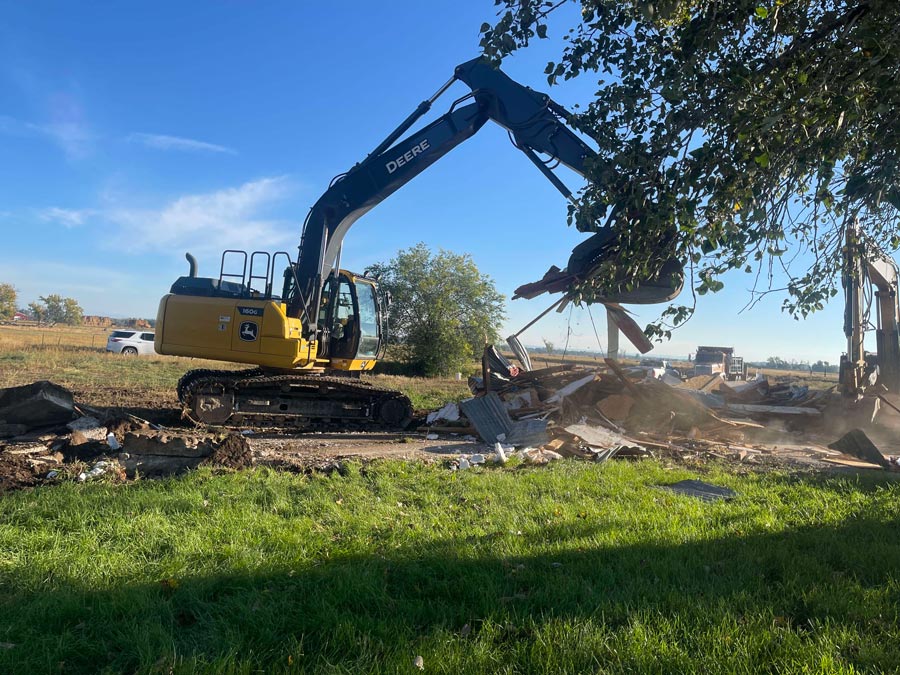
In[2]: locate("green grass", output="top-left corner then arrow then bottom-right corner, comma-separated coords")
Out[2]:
369,374 -> 470,410
0,345 -> 470,411
1,460 -> 899,673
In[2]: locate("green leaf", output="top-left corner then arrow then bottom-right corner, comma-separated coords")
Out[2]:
755,6 -> 769,19
754,153 -> 770,168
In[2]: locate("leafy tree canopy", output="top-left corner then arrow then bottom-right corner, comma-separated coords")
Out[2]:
481,0 -> 900,338
30,294 -> 84,325
0,283 -> 16,321
369,243 -> 506,376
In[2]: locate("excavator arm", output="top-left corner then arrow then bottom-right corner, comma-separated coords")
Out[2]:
290,57 -> 615,330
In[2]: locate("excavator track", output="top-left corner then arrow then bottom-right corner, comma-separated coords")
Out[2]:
177,368 -> 414,430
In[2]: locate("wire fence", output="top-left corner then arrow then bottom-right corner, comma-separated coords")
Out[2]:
0,326 -> 111,350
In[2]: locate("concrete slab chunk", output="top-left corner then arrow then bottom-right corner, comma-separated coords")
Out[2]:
0,381 -> 74,428
123,431 -> 215,458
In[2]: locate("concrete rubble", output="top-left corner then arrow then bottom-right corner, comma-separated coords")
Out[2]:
0,381 -> 253,492
425,348 -> 900,471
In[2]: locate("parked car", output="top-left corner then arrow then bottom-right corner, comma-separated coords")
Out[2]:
106,330 -> 156,355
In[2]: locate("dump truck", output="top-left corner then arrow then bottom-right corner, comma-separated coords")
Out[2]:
693,346 -> 746,381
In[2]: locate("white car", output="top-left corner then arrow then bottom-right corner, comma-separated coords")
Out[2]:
106,330 -> 156,355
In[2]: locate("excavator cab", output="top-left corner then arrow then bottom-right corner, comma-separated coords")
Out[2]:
317,270 -> 384,371
156,251 -> 383,374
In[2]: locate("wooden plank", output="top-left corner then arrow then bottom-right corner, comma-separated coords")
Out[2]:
725,403 -> 821,416
822,458 -> 884,470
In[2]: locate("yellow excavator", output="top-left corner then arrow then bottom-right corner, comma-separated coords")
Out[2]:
154,58 -> 683,428
840,219 -> 900,399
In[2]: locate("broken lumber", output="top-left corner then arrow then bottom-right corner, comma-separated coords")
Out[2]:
725,403 -> 821,417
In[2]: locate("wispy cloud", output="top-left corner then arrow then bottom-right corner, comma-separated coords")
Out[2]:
0,114 -> 94,159
33,120 -> 93,159
38,206 -> 95,228
127,132 -> 236,155
102,177 -> 296,255
36,177 -> 298,258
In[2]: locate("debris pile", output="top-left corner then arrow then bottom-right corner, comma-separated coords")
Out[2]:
0,381 -> 252,492
426,351 -> 900,470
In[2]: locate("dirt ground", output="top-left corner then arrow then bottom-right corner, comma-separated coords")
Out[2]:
3,390 -> 898,495
249,430 -> 484,470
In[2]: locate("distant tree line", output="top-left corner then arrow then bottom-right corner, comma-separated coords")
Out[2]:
760,356 -> 838,374
0,283 -> 85,325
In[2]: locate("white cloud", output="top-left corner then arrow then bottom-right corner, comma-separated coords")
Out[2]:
127,132 -> 236,155
29,120 -> 94,159
38,207 -> 95,228
105,176 -> 297,254
0,114 -> 94,159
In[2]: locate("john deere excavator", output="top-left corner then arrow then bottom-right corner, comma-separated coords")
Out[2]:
154,57 -> 684,428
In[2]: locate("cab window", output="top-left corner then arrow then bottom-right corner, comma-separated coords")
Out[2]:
354,281 -> 380,358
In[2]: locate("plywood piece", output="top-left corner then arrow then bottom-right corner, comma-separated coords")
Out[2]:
822,458 -> 884,470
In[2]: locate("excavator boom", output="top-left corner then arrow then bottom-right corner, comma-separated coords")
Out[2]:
290,57 -> 614,330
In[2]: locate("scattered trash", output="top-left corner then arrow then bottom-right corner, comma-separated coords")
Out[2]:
425,434 -> 439,440
458,457 -> 470,470
414,655 -> 425,670
470,454 -> 485,465
46,470 -> 59,479
106,433 -> 121,450
426,401 -> 460,425
494,442 -> 508,464
658,479 -> 737,502
87,461 -> 108,478
521,447 -> 563,464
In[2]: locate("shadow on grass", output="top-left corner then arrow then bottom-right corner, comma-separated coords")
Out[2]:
1,513 -> 898,673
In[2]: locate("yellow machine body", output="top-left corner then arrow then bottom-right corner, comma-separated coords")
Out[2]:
155,269 -> 379,373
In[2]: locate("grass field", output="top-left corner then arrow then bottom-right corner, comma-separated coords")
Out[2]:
1,461 -> 898,673
0,338 -> 470,412
0,323 -> 114,350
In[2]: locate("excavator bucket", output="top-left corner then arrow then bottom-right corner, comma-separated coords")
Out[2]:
515,231 -> 684,305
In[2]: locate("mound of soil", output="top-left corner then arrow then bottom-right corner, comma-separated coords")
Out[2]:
203,433 -> 253,470
0,454 -> 40,493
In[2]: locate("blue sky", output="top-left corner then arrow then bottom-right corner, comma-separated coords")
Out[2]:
0,1 -> 859,363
